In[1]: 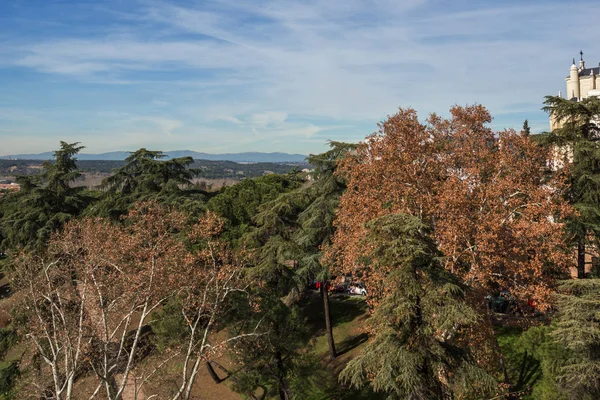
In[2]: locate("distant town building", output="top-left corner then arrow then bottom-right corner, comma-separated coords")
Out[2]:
0,182 -> 20,195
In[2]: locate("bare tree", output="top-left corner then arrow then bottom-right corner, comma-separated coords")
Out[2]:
12,254 -> 90,399
12,203 -> 264,399
165,212 -> 264,400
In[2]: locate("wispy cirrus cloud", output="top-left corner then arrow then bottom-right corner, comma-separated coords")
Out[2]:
1,0 -> 599,155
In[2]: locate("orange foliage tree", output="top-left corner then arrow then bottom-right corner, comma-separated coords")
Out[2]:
11,202 -> 257,400
327,105 -> 572,310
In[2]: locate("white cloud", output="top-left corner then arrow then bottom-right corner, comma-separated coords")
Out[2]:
248,111 -> 287,127
3,0 -> 600,154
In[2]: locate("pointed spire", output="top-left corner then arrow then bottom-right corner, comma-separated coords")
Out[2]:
580,50 -> 584,61
573,58 -> 576,65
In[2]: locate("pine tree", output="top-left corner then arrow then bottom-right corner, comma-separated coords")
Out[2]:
88,148 -> 201,219
207,173 -> 304,245
242,142 -> 354,359
294,141 -> 355,359
229,296 -> 311,400
0,141 -> 90,252
340,214 -> 496,399
542,95 -> 600,278
522,119 -> 531,136
551,279 -> 600,398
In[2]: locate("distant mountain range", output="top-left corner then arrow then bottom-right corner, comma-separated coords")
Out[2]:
0,150 -> 308,163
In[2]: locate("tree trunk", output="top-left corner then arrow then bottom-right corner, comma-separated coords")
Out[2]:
578,239 -> 586,279
320,281 -> 337,359
275,351 -> 288,400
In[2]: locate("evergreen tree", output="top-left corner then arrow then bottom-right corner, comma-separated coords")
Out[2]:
542,95 -> 600,278
515,325 -> 571,400
232,145 -> 355,395
87,148 -> 204,219
551,279 -> 600,398
207,173 -> 304,245
0,141 -> 91,252
294,141 -> 355,359
522,119 -> 531,136
229,296 -> 311,400
340,214 -> 496,400
241,142 -> 354,359
244,188 -> 307,294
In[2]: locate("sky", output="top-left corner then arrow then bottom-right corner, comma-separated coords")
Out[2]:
1,0 -> 599,156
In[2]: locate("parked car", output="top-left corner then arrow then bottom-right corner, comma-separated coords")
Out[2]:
486,291 -> 518,314
329,283 -> 348,293
348,282 -> 367,296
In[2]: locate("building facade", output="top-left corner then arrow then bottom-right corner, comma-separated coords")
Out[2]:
566,51 -> 600,101
552,52 -> 600,277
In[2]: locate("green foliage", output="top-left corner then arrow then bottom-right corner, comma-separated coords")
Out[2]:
150,298 -> 188,352
290,355 -> 386,400
522,119 -> 531,136
495,325 -> 562,399
293,141 -> 356,283
542,96 -> 600,262
0,142 -> 91,252
340,214 -> 496,400
551,279 -> 600,398
87,148 -> 207,219
229,296 -> 312,400
0,328 -> 17,360
208,173 -> 303,245
243,142 -> 355,290
514,325 -> 571,400
0,361 -> 19,399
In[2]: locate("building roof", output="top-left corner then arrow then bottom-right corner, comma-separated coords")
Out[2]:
579,67 -> 600,76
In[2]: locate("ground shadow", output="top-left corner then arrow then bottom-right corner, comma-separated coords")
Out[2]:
300,292 -> 368,336
0,273 -> 11,299
336,332 -> 369,357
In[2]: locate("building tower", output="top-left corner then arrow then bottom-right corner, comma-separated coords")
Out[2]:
569,58 -> 580,100
565,51 -> 600,102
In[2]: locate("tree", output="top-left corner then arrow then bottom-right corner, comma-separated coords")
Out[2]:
88,148 -> 201,220
542,95 -> 600,278
0,142 -> 91,252
207,173 -> 304,245
522,119 -> 531,136
240,142 -> 355,360
10,202 -> 257,399
328,105 -> 572,309
11,202 -> 189,399
163,211 -> 264,400
229,295 -> 311,400
325,105 -> 573,398
340,214 -> 496,399
551,279 -> 600,398
294,141 -> 356,359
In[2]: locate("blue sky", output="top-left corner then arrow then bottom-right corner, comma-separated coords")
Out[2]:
1,0 -> 599,155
